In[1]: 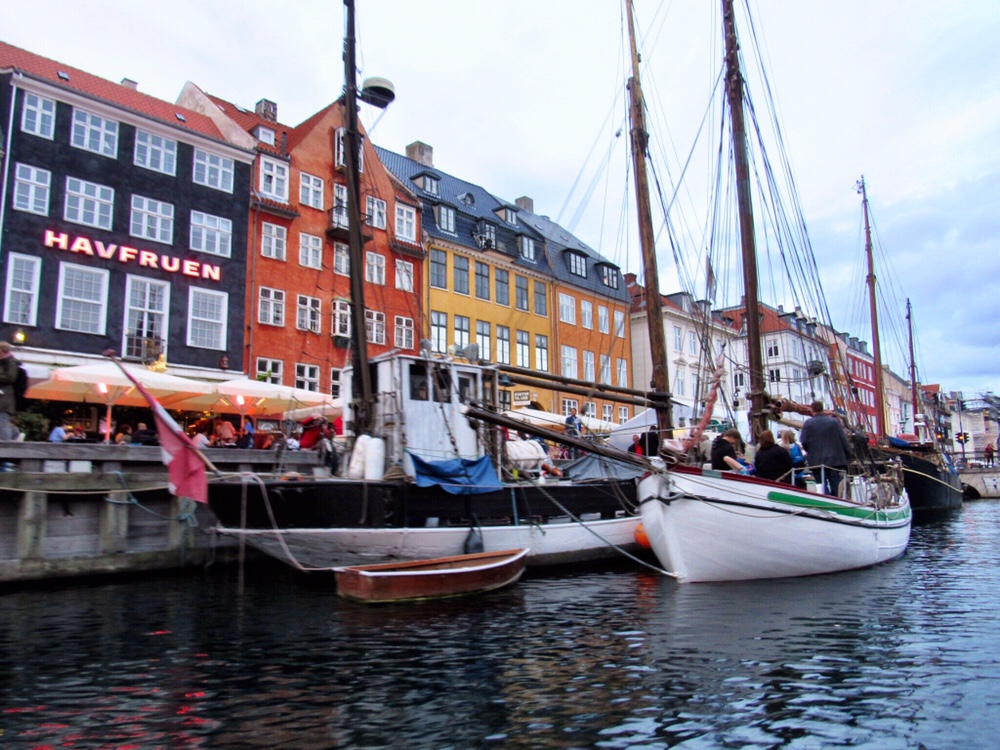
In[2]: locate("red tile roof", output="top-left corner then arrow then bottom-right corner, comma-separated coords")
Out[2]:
0,40 -> 230,143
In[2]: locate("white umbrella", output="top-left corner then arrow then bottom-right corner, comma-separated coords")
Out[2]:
167,377 -> 334,424
284,399 -> 343,422
26,362 -> 214,442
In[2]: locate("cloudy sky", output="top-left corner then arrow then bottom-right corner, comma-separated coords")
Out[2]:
6,0 -> 998,397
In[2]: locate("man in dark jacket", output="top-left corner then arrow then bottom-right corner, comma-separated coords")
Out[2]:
710,429 -> 744,471
799,401 -> 852,496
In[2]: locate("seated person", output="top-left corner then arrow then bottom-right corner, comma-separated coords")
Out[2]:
48,421 -> 72,442
192,426 -> 211,450
131,422 -> 159,445
753,429 -> 793,483
710,429 -> 745,472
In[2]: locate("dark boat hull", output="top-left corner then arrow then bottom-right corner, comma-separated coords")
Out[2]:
207,476 -> 638,531
897,451 -> 963,519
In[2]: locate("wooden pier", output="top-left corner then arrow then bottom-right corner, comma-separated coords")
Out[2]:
0,442 -> 325,583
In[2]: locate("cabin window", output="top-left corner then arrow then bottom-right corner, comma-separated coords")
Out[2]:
410,364 -> 430,401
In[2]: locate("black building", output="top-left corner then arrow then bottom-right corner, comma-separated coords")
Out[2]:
0,41 -> 254,378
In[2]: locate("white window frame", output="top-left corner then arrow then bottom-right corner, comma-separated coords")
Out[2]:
615,310 -> 626,338
454,315 -> 470,349
332,183 -> 349,228
431,311 -> 448,353
569,253 -> 587,277
298,232 -> 323,269
520,236 -> 536,260
21,92 -> 55,139
581,300 -> 593,329
334,127 -> 364,172
438,205 -> 456,233
56,262 -> 109,335
617,358 -> 628,388
258,286 -> 285,326
516,330 -> 530,368
3,253 -> 41,326
71,107 -> 118,157
496,325 -> 510,365
260,157 -> 289,201
619,406 -> 630,424
296,363 -> 321,391
64,177 -> 114,230
396,204 -> 417,242
603,404 -> 613,423
329,368 -> 342,397
600,354 -> 612,384
477,320 -> 491,359
130,195 -> 174,244
300,172 -> 324,210
187,287 -> 228,349
190,211 -> 233,257
598,305 -> 610,334
395,315 -> 414,349
366,310 -> 386,345
13,163 -> 51,215
297,294 -> 322,333
262,223 -> 287,260
561,345 -> 578,379
366,251 -> 386,285
334,242 -> 350,276
395,259 -> 414,291
124,276 -> 170,361
193,149 -> 234,193
256,358 -> 283,384
333,299 -> 352,337
366,196 -> 387,229
583,351 -> 595,382
559,293 -> 576,324
134,130 -> 177,175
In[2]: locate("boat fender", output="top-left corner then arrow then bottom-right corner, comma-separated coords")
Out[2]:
464,525 -> 484,554
347,435 -> 370,479
364,437 -> 386,481
634,523 -> 651,549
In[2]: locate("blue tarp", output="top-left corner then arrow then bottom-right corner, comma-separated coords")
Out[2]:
888,436 -> 913,448
408,452 -> 504,495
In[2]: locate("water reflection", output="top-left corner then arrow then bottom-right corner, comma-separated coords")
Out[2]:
2,502 -> 999,748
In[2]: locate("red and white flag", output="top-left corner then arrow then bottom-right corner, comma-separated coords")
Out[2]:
111,358 -> 209,503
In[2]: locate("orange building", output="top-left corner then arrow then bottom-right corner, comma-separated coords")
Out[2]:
178,89 -> 423,398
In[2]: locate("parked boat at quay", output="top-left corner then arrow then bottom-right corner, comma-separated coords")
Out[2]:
625,0 -> 910,582
333,548 -> 528,603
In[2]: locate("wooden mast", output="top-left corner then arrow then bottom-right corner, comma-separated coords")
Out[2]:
343,0 -> 374,436
721,0 -> 767,439
625,0 -> 674,440
858,176 -> 887,438
906,298 -> 921,440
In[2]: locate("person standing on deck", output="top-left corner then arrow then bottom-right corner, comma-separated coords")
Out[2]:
799,401 -> 852,496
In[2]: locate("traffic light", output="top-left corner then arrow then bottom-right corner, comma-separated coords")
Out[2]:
956,432 -> 970,444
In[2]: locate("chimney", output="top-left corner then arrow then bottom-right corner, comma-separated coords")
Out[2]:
515,196 -> 534,213
120,78 -> 138,90
255,98 -> 278,122
406,141 -> 434,167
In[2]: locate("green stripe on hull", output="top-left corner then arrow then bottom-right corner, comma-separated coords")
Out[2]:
766,490 -> 911,523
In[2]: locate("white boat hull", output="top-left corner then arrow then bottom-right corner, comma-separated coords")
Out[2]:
639,468 -> 911,583
218,515 -> 641,570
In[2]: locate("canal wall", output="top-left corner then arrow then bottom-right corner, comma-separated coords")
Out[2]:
960,467 -> 1000,499
0,443 -> 325,583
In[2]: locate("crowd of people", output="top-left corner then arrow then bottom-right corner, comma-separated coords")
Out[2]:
707,400 -> 853,494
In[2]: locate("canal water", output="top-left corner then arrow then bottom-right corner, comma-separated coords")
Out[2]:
3,501 -> 999,749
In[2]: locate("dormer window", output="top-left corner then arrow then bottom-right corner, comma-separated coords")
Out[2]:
600,265 -> 619,288
254,125 -> 276,146
477,221 -> 496,249
520,236 -> 536,261
437,205 -> 456,233
496,206 -> 517,225
423,175 -> 439,195
568,252 -> 587,277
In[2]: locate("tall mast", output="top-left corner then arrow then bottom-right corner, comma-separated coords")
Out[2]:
906,298 -> 921,439
858,176 -> 887,438
625,0 -> 673,438
721,0 -> 766,439
343,0 -> 374,436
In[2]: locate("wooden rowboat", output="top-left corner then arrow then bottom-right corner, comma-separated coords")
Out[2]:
333,548 -> 529,603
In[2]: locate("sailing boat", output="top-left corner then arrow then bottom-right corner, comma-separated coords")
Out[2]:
206,0 -> 647,570
633,0 -> 911,582
857,177 -> 963,517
